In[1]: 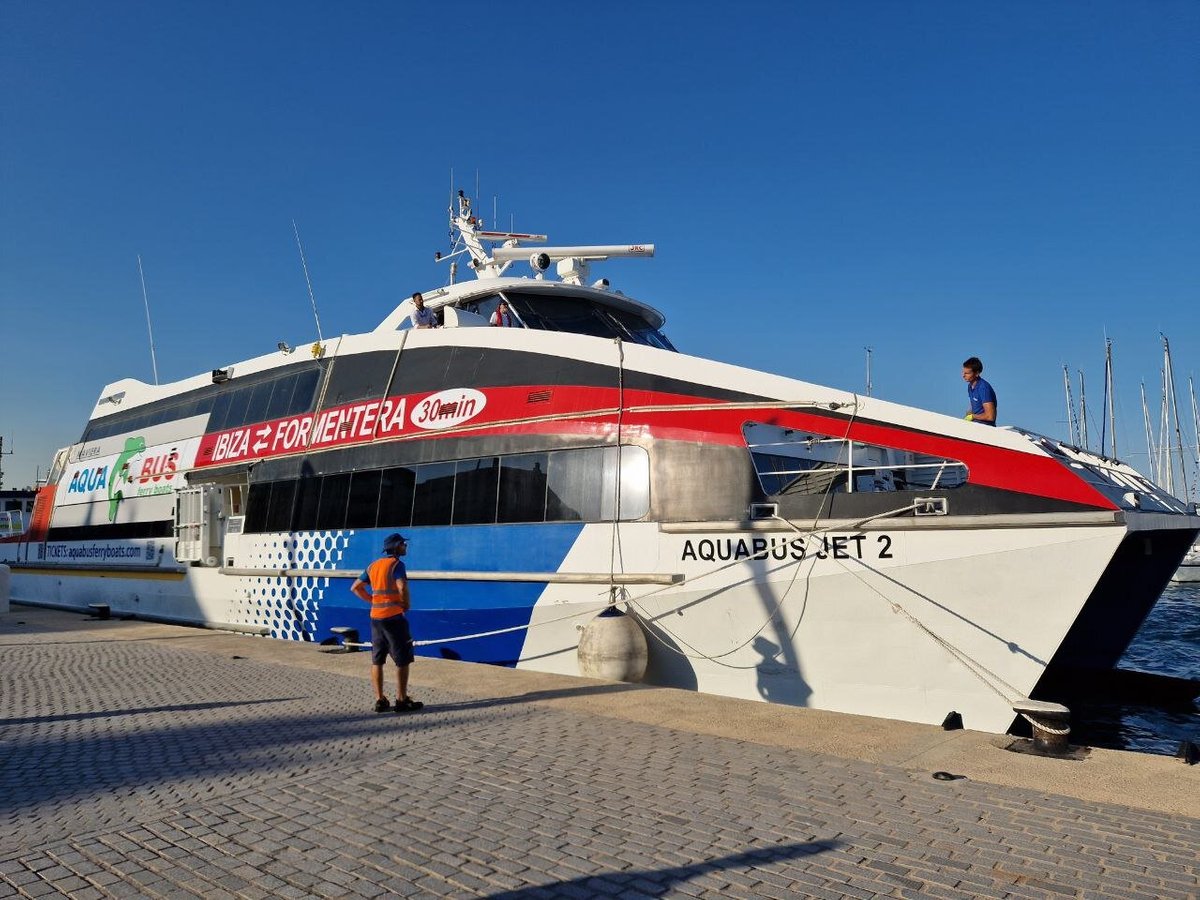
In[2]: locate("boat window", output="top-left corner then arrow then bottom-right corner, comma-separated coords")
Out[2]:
290,368 -> 321,415
378,466 -> 416,528
606,307 -> 677,351
412,461 -> 456,526
345,470 -> 383,529
601,446 -> 651,519
546,447 -> 605,521
245,483 -> 271,533
323,352 -> 396,408
264,480 -> 297,533
265,373 -> 300,421
242,380 -> 275,427
242,445 -> 650,533
501,292 -> 675,350
453,457 -> 500,524
498,453 -> 549,523
292,472 -> 322,531
207,391 -> 234,433
742,422 -> 968,497
315,473 -> 351,530
221,385 -> 253,432
81,388 -> 219,442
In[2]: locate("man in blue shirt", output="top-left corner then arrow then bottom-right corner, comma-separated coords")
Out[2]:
962,356 -> 997,425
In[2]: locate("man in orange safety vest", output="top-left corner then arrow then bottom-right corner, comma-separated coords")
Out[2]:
350,533 -> 424,713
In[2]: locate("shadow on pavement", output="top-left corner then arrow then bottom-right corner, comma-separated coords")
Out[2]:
432,681 -> 641,713
1,697 -> 301,726
482,839 -> 843,898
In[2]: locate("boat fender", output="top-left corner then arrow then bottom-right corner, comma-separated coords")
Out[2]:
577,606 -> 648,683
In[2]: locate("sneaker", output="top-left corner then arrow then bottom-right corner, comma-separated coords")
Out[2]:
374,698 -> 391,713
395,697 -> 424,712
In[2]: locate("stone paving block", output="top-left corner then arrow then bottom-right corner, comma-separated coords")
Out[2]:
3,627 -> 1199,900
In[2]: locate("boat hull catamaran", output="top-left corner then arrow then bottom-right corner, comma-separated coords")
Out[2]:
4,192 -> 1198,734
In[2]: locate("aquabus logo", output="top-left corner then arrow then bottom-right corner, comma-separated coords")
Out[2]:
410,388 -> 487,430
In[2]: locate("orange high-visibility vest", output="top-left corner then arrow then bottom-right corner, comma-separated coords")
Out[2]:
364,556 -> 406,619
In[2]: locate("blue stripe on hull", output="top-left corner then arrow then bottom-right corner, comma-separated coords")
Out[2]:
316,522 -> 585,664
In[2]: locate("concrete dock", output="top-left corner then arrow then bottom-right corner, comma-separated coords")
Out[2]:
2,604 -> 1197,899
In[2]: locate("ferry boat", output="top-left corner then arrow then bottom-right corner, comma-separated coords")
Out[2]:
4,192 -> 1198,734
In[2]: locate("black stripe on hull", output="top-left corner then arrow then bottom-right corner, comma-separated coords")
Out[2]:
1038,526 -> 1199,677
329,345 -> 767,408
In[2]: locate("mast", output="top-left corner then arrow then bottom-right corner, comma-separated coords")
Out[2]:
1102,338 -> 1116,459
1163,334 -> 1190,500
1190,376 -> 1200,504
1078,370 -> 1089,451
1140,380 -> 1157,483
1159,364 -> 1173,495
1063,365 -> 1079,444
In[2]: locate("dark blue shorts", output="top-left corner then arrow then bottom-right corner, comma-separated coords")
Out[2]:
370,614 -> 414,666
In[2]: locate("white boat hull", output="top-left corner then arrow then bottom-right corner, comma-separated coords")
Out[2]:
1170,548 -> 1200,583
518,520 -> 1126,734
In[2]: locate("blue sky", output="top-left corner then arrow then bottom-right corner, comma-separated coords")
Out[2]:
2,1 -> 1197,492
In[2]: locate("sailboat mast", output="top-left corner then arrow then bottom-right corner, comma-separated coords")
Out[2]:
1063,365 -> 1077,444
1159,365 -> 1173,495
1140,381 -> 1157,483
1190,376 -> 1200,504
1104,338 -> 1116,459
1163,334 -> 1190,500
1078,370 -> 1089,451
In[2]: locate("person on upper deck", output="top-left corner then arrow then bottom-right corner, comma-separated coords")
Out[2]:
490,300 -> 515,327
962,356 -> 997,425
408,292 -> 437,329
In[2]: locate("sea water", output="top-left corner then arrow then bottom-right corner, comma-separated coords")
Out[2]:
1071,581 -> 1200,755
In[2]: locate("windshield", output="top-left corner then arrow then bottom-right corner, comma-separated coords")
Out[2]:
481,291 -> 675,351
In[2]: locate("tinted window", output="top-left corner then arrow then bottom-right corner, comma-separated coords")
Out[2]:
242,380 -> 275,426
346,470 -> 382,529
292,473 -> 322,531
546,447 -> 604,521
245,482 -> 271,532
453,457 -> 499,524
498,453 -> 548,523
378,466 -> 415,528
412,462 -> 455,525
503,292 -> 674,350
264,480 -> 297,533
607,307 -> 676,351
207,390 -> 234,432
323,352 -> 396,407
265,373 -> 299,421
290,369 -> 321,415
315,473 -> 351,530
508,295 -> 613,337
222,386 -> 252,431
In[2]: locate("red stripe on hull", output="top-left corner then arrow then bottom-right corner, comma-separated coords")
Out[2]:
193,383 -> 1115,511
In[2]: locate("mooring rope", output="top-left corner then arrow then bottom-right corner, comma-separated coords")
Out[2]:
608,338 -> 625,605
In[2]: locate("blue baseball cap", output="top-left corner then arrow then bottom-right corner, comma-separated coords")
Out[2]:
383,533 -> 408,551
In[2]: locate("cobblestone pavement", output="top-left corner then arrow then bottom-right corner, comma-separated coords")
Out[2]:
2,623 -> 1198,898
